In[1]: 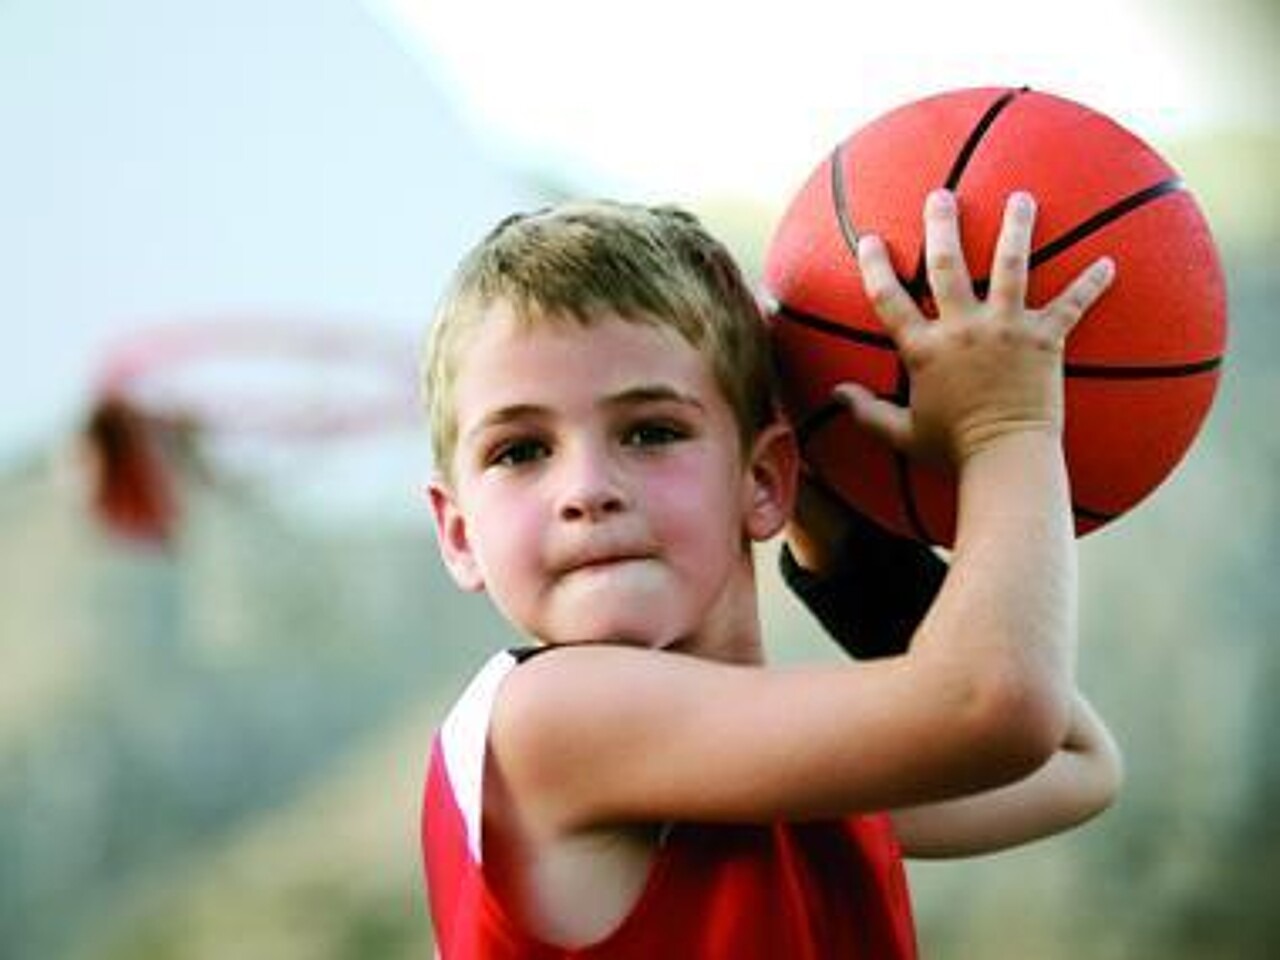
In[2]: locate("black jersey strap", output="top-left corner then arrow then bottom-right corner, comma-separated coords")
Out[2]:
779,507 -> 947,660
509,645 -> 559,664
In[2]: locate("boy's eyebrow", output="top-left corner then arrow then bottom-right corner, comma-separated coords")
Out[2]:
602,383 -> 706,412
463,385 -> 706,442
462,404 -> 548,442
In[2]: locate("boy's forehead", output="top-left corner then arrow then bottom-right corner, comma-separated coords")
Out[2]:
452,306 -> 721,420
464,300 -> 698,368
474,297 -> 661,335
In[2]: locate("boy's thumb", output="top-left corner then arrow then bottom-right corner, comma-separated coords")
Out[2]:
833,383 -> 914,452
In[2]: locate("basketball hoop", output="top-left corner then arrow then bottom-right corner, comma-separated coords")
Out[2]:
84,317 -> 427,544
95,317 -> 422,441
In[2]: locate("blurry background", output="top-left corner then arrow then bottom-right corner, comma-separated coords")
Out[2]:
1,0 -> 1276,957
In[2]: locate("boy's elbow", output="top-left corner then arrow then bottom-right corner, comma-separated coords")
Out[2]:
1086,718 -> 1126,814
1063,690 -> 1125,817
1096,746 -> 1125,813
966,666 -> 1074,781
1059,728 -> 1125,834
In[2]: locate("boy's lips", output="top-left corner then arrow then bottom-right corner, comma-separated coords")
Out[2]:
554,544 -> 656,576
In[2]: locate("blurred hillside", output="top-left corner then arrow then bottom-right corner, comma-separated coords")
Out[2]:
0,450 -> 517,959
2,127 -> 1277,960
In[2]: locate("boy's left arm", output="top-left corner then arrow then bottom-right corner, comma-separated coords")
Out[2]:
888,690 -> 1122,857
782,496 -> 1123,856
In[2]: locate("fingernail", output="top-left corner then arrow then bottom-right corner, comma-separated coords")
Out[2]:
929,189 -> 955,211
1011,191 -> 1035,215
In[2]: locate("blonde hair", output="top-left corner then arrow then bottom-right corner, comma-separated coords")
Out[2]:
423,200 -> 776,479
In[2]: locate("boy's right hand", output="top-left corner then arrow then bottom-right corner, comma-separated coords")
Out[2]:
836,190 -> 1114,468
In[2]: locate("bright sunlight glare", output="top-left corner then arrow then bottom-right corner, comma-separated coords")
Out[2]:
373,0 -> 1219,204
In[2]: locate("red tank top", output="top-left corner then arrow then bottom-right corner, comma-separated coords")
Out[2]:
422,652 -> 917,959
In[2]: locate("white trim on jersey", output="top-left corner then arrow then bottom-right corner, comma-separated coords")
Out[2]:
438,651 -> 516,863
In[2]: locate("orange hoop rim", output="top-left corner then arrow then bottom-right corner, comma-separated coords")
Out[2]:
93,317 -> 423,440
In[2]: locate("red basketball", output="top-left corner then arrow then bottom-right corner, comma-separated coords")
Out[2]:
764,86 -> 1227,544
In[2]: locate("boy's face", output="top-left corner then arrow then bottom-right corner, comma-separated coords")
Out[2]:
429,303 -> 794,654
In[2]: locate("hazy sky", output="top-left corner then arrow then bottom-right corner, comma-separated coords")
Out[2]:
1,0 -> 1273,508
377,0 -> 1278,204
0,0 -> 534,470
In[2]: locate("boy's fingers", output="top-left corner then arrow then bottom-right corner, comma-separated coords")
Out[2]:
987,192 -> 1035,312
923,190 -> 975,312
1043,256 -> 1116,335
833,383 -> 914,452
858,235 -> 923,338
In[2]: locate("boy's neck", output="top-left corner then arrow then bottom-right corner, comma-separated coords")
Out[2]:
659,552 -> 766,665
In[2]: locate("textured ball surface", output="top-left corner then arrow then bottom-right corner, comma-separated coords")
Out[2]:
765,86 -> 1227,544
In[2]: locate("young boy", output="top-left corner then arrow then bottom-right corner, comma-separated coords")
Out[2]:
420,193 -> 1123,958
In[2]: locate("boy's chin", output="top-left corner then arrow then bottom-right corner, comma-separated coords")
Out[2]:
541,575 -> 687,646
564,623 -> 679,649
542,609 -> 685,650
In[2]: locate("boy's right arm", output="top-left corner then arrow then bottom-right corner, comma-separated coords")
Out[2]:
489,191 -> 1116,833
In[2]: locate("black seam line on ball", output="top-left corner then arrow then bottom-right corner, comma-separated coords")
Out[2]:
907,177 -> 1186,302
796,405 -> 1122,536
1014,178 -> 1185,284
779,298 -> 929,534
941,86 -> 1028,192
775,302 -> 897,349
830,140 -> 860,264
795,401 -> 844,448
909,87 -> 1028,297
778,301 -> 1222,380
793,395 -> 936,543
1066,355 -> 1222,379
1073,504 -> 1116,523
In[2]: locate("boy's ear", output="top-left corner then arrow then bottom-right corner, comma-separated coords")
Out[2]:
743,421 -> 799,542
427,481 -> 486,592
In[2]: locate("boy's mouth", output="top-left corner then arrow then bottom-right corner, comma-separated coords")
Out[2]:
562,553 -> 650,574
554,544 -> 656,576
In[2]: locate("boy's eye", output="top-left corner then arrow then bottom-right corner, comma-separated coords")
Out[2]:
623,422 -> 688,448
489,438 -> 550,468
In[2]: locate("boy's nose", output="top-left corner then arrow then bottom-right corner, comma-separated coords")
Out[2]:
559,489 -> 625,522
557,449 -> 626,522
